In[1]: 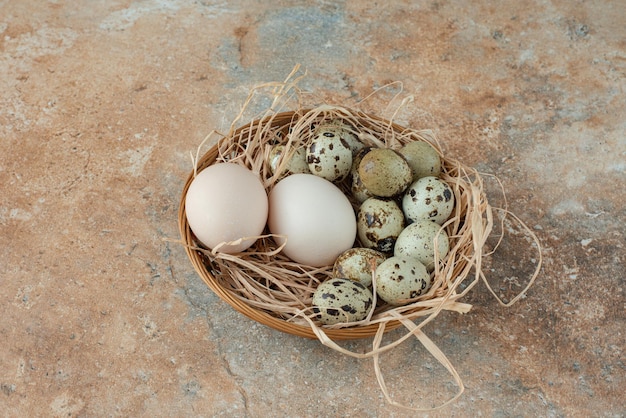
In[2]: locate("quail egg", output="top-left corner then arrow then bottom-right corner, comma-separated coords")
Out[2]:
350,147 -> 374,203
268,145 -> 311,176
394,220 -> 450,271
323,119 -> 365,155
306,126 -> 353,182
402,176 -> 455,225
332,247 -> 387,288
312,278 -> 373,325
397,141 -> 442,181
357,197 -> 405,253
375,256 -> 432,305
358,148 -> 413,197
351,172 -> 374,204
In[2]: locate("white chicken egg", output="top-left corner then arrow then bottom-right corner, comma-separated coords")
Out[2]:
375,256 -> 432,305
268,174 -> 357,267
185,163 -> 268,253
394,220 -> 450,271
402,176 -> 455,225
312,278 -> 373,325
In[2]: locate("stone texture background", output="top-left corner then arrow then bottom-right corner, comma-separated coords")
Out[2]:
1,1 -> 624,416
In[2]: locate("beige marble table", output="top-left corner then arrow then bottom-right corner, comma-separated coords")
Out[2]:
1,1 -> 623,416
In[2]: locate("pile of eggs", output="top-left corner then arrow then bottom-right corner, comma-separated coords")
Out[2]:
185,119 -> 455,326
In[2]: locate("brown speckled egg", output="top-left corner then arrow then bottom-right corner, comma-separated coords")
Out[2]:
358,148 -> 413,197
357,197 -> 405,253
306,127 -> 353,182
312,278 -> 373,325
375,256 -> 431,305
332,247 -> 387,288
394,220 -> 450,271
398,141 -> 442,181
402,176 -> 455,225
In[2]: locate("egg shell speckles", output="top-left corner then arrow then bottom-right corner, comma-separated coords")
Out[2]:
306,128 -> 353,182
350,147 -> 374,203
394,220 -> 450,271
312,278 -> 373,325
375,256 -> 431,305
351,171 -> 373,203
402,176 -> 455,225
268,145 -> 311,176
332,247 -> 387,288
357,197 -> 405,254
323,119 -> 365,155
358,148 -> 413,197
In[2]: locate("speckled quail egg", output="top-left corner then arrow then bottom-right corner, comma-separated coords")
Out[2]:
352,172 -> 373,203
394,220 -> 450,271
357,197 -> 405,253
398,141 -> 442,181
268,145 -> 311,176
306,126 -> 353,182
332,247 -> 387,288
323,119 -> 365,155
312,278 -> 373,325
375,256 -> 432,305
350,147 -> 374,203
358,148 -> 413,197
402,176 -> 455,225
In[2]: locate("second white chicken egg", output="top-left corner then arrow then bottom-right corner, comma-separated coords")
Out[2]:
268,174 -> 357,267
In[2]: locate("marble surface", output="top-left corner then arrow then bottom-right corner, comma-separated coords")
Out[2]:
1,1 -> 624,416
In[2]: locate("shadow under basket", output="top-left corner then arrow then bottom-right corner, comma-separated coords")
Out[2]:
178,108 -> 488,341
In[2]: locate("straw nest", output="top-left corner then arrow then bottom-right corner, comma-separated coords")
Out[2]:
177,71 -> 541,410
179,105 -> 493,337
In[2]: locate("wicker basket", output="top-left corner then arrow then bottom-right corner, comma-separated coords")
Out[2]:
178,107 -> 491,341
176,97 -> 543,411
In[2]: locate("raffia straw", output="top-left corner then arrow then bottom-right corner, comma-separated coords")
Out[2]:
177,68 -> 542,411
